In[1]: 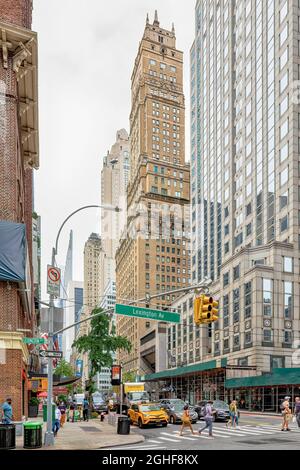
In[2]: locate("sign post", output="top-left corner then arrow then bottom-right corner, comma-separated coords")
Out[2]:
39,350 -> 63,359
115,304 -> 180,323
22,337 -> 47,345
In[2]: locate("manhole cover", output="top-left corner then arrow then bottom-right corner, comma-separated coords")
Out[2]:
80,426 -> 102,432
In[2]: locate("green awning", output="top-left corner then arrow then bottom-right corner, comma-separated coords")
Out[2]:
225,368 -> 300,389
145,360 -> 217,381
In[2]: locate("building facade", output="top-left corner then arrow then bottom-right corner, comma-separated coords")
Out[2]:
146,0 -> 300,408
64,281 -> 83,362
0,0 -> 39,419
116,12 -> 190,376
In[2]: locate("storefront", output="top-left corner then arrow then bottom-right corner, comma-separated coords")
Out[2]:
145,364 -> 300,411
225,368 -> 300,412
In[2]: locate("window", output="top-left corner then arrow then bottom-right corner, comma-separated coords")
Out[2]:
280,142 -> 289,163
244,281 -> 252,318
223,295 -> 229,328
223,272 -> 229,287
160,63 -> 166,70
238,357 -> 248,366
280,215 -> 288,232
233,265 -> 240,281
284,330 -> 292,344
263,279 -> 272,316
149,59 -> 156,66
280,167 -> 289,186
284,281 -> 293,319
233,288 -> 239,323
245,332 -> 252,345
263,330 -> 273,343
283,256 -> 293,273
271,356 -> 285,370
223,338 -> 230,351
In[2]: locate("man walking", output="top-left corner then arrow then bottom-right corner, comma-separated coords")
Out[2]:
52,403 -> 61,437
1,398 -> 13,424
294,397 -> 300,428
83,397 -> 89,422
198,400 -> 214,438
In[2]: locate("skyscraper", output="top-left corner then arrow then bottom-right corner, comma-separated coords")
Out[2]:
116,12 -> 190,375
190,0 -> 300,373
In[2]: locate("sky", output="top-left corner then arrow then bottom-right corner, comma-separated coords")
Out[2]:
32,0 -> 195,301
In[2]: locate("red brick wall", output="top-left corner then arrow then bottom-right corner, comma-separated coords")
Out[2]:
0,0 -> 32,29
0,349 -> 27,420
0,0 -> 34,420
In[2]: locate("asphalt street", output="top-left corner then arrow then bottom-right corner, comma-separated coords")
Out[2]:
105,414 -> 300,450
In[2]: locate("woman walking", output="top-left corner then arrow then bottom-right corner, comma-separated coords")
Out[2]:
179,404 -> 197,436
281,398 -> 292,431
228,400 -> 239,428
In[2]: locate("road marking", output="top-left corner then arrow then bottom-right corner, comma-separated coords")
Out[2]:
159,436 -> 183,443
237,427 -> 275,435
173,431 -> 210,440
148,440 -> 161,444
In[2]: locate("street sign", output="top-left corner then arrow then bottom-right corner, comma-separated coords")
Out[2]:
47,265 -> 61,296
39,350 -> 63,359
115,304 -> 180,324
22,337 -> 46,345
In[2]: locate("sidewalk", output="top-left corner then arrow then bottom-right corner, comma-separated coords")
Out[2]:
15,416 -> 144,450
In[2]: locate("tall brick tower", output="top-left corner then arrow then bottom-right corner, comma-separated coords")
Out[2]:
0,0 -> 39,419
116,12 -> 190,376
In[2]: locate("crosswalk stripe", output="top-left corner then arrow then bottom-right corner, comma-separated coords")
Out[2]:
239,426 -> 279,434
173,431 -> 210,440
148,440 -> 161,444
159,436 -> 182,443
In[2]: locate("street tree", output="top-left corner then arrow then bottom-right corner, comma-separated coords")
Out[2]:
54,359 -> 74,378
72,308 -> 132,377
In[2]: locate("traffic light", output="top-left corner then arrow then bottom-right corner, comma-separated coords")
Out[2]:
194,296 -> 201,324
201,295 -> 212,322
209,296 -> 219,322
193,294 -> 219,324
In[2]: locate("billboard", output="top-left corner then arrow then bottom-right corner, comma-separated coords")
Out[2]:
75,359 -> 83,377
111,365 -> 122,386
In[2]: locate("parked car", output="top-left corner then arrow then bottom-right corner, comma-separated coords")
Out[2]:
160,400 -> 198,424
128,403 -> 169,428
92,392 -> 107,414
195,400 -> 230,422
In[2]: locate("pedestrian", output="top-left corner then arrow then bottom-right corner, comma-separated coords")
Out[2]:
52,403 -> 61,436
58,401 -> 66,428
1,398 -> 13,424
281,397 -> 292,431
123,394 -> 130,415
83,397 -> 89,422
229,400 -> 239,428
179,404 -> 197,436
198,400 -> 214,438
294,397 -> 300,428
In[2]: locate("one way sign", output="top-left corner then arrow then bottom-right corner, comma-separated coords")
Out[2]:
39,350 -> 63,359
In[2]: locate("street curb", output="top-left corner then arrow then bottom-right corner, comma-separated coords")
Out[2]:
98,434 -> 145,449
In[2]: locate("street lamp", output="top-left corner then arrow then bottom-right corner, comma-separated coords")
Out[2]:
44,204 -> 120,447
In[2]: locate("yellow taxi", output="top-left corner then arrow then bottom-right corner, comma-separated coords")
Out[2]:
128,403 -> 169,428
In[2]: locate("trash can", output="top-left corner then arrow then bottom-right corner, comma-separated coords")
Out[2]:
0,424 -> 16,450
23,422 -> 43,449
117,416 -> 130,435
43,404 -> 55,423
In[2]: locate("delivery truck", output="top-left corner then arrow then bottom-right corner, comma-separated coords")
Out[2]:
124,382 -> 150,404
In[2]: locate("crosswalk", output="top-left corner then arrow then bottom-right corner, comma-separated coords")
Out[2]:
106,424 -> 300,450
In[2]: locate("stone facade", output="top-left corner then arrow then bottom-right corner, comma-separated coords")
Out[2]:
116,12 -> 190,376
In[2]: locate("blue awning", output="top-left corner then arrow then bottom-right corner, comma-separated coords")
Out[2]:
0,220 -> 26,282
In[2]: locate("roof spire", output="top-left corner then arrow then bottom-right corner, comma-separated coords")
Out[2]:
154,10 -> 159,26
146,13 -> 149,25
172,22 -> 175,34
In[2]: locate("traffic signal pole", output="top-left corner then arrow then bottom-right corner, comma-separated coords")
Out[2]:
44,247 -> 55,447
